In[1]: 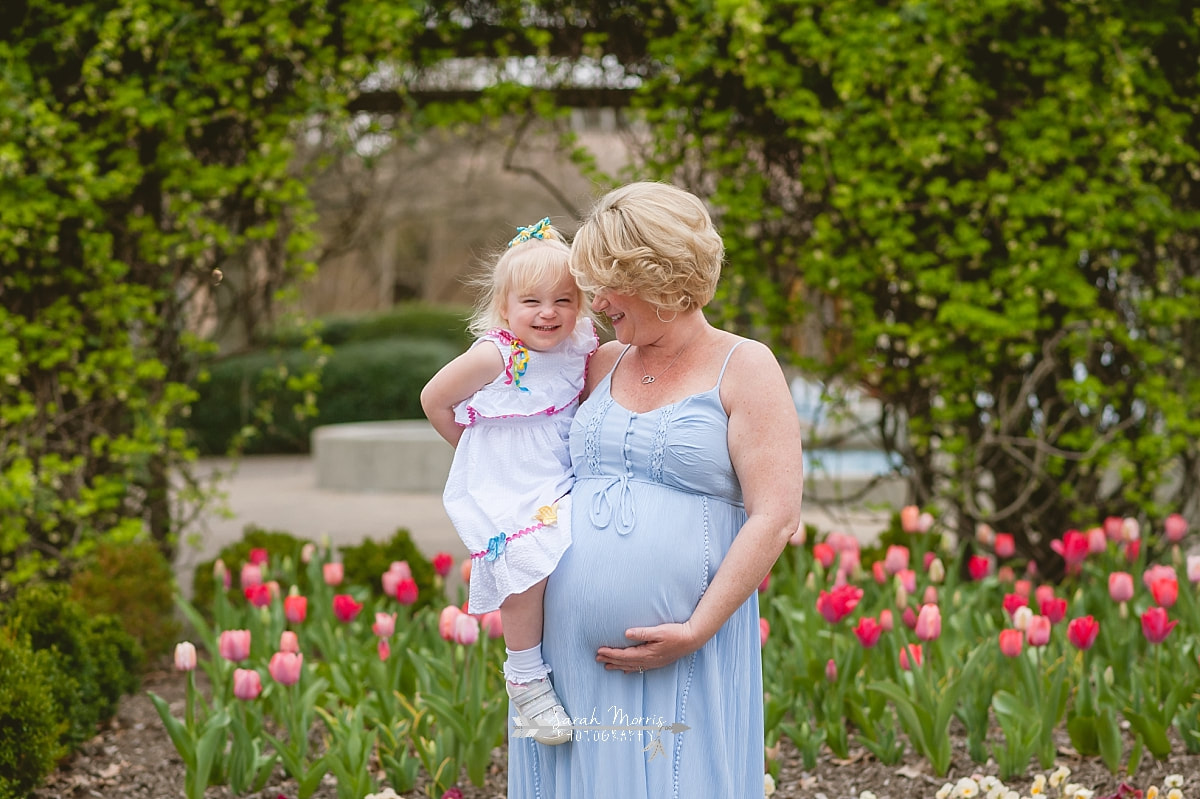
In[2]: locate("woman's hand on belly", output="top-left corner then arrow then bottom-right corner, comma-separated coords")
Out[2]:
595,620 -> 702,674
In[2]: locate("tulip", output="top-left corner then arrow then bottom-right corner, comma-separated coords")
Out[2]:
899,643 -> 923,671
1103,516 -> 1124,540
998,629 -> 1023,658
1188,555 -> 1200,584
896,569 -> 917,594
453,613 -> 479,645
378,639 -> 391,661
1125,539 -> 1140,563
439,605 -> 463,641
816,585 -> 863,624
928,557 -> 946,583
174,641 -> 197,672
837,547 -> 860,576
1150,576 -> 1179,608
280,630 -> 300,653
460,558 -> 473,583
1050,530 -> 1089,572
1164,513 -> 1188,543
853,616 -> 883,648
1026,615 -> 1051,647
878,608 -> 894,632
997,565 -> 1016,583
1109,571 -> 1134,602
1122,517 -> 1140,541
332,594 -> 363,623
1003,593 -> 1028,618
372,612 -> 397,638
884,545 -> 909,575
917,512 -> 934,532
241,562 -> 263,589
233,668 -> 263,700
480,610 -> 504,639
922,586 -> 938,606
323,562 -> 344,586
825,659 -> 837,682
915,604 -> 941,641
1014,579 -> 1032,597
1012,606 -> 1033,631
284,594 -> 307,624
812,543 -> 836,569
396,578 -> 419,606
214,558 -> 230,590
1141,606 -> 1178,644
432,552 -> 454,577
967,555 -> 991,581
269,651 -> 303,686
300,542 -> 316,564
248,547 -> 269,566
244,583 -> 271,608
1040,597 -> 1068,625
1144,564 -> 1177,587
387,560 -> 412,581
1034,584 -> 1055,607
1086,527 -> 1107,554
899,505 -> 921,533
442,788 -> 464,799
759,617 -> 770,648
758,572 -> 771,593
219,629 -> 251,662
1067,615 -> 1100,650
994,533 -> 1015,559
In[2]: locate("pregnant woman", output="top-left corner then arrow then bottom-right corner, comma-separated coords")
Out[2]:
507,181 -> 806,798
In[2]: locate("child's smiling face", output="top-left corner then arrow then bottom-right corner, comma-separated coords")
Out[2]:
502,271 -> 581,351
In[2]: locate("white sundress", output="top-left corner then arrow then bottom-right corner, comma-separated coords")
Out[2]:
444,317 -> 598,613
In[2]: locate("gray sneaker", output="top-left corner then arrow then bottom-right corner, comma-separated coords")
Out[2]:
508,678 -> 572,745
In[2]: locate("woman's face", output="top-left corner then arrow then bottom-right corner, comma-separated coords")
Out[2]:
590,287 -> 656,344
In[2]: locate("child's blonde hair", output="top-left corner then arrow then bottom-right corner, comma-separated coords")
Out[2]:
467,221 -> 586,338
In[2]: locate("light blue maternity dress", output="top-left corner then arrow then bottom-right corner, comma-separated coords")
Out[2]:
508,342 -> 765,799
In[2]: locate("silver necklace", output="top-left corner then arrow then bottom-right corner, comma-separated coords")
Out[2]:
637,338 -> 695,384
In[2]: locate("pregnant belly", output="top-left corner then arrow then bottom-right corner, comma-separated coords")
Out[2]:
543,482 -> 714,650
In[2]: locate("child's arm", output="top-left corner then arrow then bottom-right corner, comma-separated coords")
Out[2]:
420,344 -> 505,447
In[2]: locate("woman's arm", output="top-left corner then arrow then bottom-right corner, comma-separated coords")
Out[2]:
419,344 -> 504,448
596,338 -> 804,671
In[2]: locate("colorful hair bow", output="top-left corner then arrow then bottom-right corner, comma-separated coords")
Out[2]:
507,217 -> 553,248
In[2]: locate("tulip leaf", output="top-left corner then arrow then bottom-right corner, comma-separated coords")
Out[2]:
1067,714 -> 1100,757
1122,708 -> 1171,760
147,691 -> 197,768
1097,704 -> 1124,776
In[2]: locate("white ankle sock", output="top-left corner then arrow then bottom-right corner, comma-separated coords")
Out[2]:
505,644 -> 551,683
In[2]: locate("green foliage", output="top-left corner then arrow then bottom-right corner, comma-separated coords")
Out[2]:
0,629 -> 64,799
339,528 -> 439,614
189,335 -> 460,455
191,527 -> 309,611
268,304 -> 473,351
0,582 -> 139,748
70,539 -> 179,664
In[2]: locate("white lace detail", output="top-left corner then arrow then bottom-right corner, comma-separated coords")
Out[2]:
649,404 -> 675,483
583,395 -> 613,475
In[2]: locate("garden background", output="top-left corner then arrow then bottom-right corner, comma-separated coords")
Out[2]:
2,1 -> 1199,798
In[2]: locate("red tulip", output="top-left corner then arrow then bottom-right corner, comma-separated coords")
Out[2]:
759,617 -> 770,648
218,629 -> 251,662
1141,606 -> 1178,644
1050,530 -> 1089,572
998,629 -> 1023,658
1040,597 -> 1068,625
853,616 -> 883,648
816,585 -> 863,624
1002,593 -> 1028,618
899,643 -> 923,671
440,605 -> 462,641
1108,571 -> 1134,603
268,651 -> 303,686
378,638 -> 391,661
395,578 -> 419,606
967,555 -> 991,581
915,604 -> 941,642
923,550 -> 938,571
481,610 -> 504,639
871,561 -> 887,585
372,612 -> 396,638
280,630 -> 299,654
1150,576 -> 1179,608
432,552 -> 454,577
174,641 -> 197,672
233,668 -> 263,700
284,595 -> 307,624
1067,615 -> 1100,650
244,583 -> 271,608
332,594 -> 363,623
812,543 -> 836,569
994,533 -> 1015,559
1026,615 -> 1051,647
248,547 -> 269,566
323,562 -> 344,586
1125,539 -> 1140,563
1164,513 -> 1188,543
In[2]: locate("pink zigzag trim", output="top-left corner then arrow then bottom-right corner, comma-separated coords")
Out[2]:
470,521 -> 548,560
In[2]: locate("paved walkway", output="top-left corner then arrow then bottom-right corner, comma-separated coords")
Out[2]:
174,455 -> 892,597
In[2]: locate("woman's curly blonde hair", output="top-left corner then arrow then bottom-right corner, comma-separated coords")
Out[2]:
570,182 -> 724,315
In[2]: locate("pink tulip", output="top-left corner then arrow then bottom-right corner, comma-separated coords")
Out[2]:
480,610 -> 504,639
967,555 -> 991,581
872,561 -> 887,585
897,569 -> 917,594
853,616 -> 883,648
825,659 -> 837,682
332,594 -> 363,623
381,570 -> 402,598
1040,597 -> 1068,625
213,558 -> 230,590
280,630 -> 300,654
248,548 -> 269,566
812,543 -> 836,569
1109,571 -> 1134,602
899,643 -> 923,671
759,617 -> 770,648
372,612 -> 397,638
174,641 -> 197,672
996,565 -> 1015,583
269,651 -> 303,686
218,629 -> 251,662
915,604 -> 941,641
1034,584 -> 1055,607
923,551 -> 938,571
1141,606 -> 1178,644
998,628 -> 1023,658
1125,539 -> 1141,563
244,584 -> 271,608
1086,527 -> 1107,554
378,639 -> 391,661
922,586 -> 938,606
1187,555 -> 1200,584
453,613 -> 479,645
432,552 -> 454,577
1164,513 -> 1188,543
917,512 -> 934,532
439,605 -> 463,641
1026,615 -> 1051,647
1014,579 -> 1032,598
837,547 -> 860,576
284,594 -> 307,624
388,560 -> 413,581
899,506 -> 921,533
1067,615 -> 1100,650
883,545 -> 910,575
396,578 -> 419,606
994,533 -> 1015,559
878,608 -> 894,631
233,668 -> 263,700
241,562 -> 263,589
300,543 -> 316,564
323,562 -> 344,586
1150,576 -> 1178,608
901,606 -> 918,630
1103,516 -> 1124,540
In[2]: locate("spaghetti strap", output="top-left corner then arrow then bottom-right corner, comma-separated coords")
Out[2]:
716,340 -> 747,387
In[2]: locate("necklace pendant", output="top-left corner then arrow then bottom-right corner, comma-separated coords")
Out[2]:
641,375 -> 655,385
